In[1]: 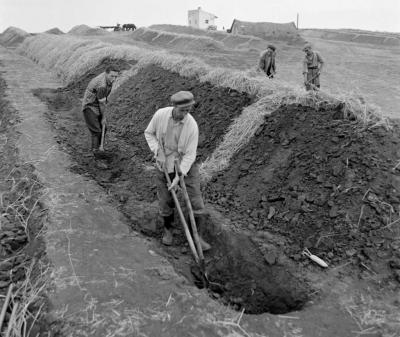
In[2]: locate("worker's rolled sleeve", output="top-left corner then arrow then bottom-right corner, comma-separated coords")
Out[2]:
179,125 -> 198,175
144,113 -> 160,156
144,107 -> 199,176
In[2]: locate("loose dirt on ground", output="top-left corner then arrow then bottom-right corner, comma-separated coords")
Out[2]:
30,57 -> 400,335
2,25 -> 400,336
206,104 -> 400,281
34,60 -> 311,316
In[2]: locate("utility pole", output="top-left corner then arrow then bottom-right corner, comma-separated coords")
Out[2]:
297,13 -> 299,29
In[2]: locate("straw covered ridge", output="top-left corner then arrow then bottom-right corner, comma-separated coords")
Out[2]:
131,27 -> 225,52
0,27 -> 30,47
17,34 -> 388,179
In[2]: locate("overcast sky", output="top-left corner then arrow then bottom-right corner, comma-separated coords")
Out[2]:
0,0 -> 399,33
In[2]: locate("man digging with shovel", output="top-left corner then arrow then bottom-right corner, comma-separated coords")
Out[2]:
144,91 -> 211,251
82,65 -> 119,168
302,43 -> 324,91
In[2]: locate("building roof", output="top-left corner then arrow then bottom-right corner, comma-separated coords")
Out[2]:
188,7 -> 218,19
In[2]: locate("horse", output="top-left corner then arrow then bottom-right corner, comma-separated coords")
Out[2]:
122,23 -> 137,31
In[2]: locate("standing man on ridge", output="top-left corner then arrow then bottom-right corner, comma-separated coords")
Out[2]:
144,91 -> 211,250
258,44 -> 276,78
82,65 -> 119,163
302,43 -> 324,91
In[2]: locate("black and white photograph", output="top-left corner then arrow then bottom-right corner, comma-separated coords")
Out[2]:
0,1 -> 399,336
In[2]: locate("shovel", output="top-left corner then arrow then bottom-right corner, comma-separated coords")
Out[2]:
162,163 -> 199,261
158,143 -> 208,287
304,72 -> 320,91
174,159 -> 208,287
99,121 -> 106,152
158,142 -> 199,263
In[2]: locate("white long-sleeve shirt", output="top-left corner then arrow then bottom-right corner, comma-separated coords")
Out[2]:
144,107 -> 199,175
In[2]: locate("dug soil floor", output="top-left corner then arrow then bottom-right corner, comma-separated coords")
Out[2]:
1,47 -> 400,336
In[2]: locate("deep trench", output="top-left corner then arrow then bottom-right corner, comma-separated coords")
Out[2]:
192,215 -> 310,314
32,59 -> 310,315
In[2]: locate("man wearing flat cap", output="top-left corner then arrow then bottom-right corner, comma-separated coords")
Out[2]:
258,44 -> 276,78
302,43 -> 324,91
144,91 -> 211,250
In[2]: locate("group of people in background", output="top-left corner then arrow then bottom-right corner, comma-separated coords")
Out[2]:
258,42 -> 324,91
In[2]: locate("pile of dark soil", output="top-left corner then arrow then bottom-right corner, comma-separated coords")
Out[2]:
205,104 -> 400,284
107,64 -> 254,161
64,58 -> 135,97
36,61 -> 318,314
34,61 -> 253,212
0,74 -> 51,335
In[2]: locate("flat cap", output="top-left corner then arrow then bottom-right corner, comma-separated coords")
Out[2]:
267,44 -> 276,51
170,91 -> 195,107
303,43 -> 312,51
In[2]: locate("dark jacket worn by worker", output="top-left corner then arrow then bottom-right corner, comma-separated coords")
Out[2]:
259,49 -> 276,76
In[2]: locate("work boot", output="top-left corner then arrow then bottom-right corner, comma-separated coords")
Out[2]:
162,228 -> 173,246
194,214 -> 211,251
161,214 -> 174,246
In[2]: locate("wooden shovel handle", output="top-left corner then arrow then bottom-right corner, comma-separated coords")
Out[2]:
174,159 -> 204,261
160,153 -> 199,264
99,122 -> 106,150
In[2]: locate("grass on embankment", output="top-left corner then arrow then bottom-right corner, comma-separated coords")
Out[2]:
17,33 -> 388,179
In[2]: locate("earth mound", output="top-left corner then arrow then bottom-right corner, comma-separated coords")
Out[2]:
130,28 -> 225,52
107,63 -> 254,163
68,24 -> 108,36
33,59 -> 311,315
205,104 -> 400,283
229,19 -> 305,44
0,27 -> 30,47
45,27 -> 64,35
33,59 -> 253,206
149,24 -> 274,51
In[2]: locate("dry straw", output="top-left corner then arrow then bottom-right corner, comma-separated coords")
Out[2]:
131,27 -> 226,52
17,33 -> 388,179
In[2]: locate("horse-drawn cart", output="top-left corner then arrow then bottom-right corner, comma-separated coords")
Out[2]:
99,23 -> 136,32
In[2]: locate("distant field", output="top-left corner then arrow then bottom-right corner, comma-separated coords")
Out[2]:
296,36 -> 400,118
3,24 -> 399,118
81,27 -> 400,118
301,28 -> 400,46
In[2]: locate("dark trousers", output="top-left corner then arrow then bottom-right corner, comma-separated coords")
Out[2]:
266,66 -> 274,78
83,107 -> 106,150
156,163 -> 205,217
306,68 -> 320,91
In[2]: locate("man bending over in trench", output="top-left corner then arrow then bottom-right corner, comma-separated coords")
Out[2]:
82,65 -> 119,162
144,91 -> 211,250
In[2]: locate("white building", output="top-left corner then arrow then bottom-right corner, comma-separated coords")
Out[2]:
188,7 -> 217,30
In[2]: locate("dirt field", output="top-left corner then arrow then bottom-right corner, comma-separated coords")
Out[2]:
29,58 -> 400,336
1,26 -> 400,336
